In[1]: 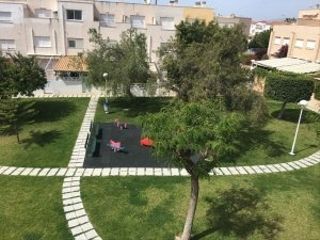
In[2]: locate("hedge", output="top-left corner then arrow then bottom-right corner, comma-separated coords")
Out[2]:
264,72 -> 314,103
314,81 -> 320,100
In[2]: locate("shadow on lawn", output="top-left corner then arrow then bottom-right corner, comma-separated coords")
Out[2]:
22,130 -> 61,148
271,108 -> 315,124
192,186 -> 283,240
108,97 -> 171,118
33,100 -> 76,123
221,128 -> 287,165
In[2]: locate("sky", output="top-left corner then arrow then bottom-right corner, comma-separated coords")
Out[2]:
124,0 -> 320,20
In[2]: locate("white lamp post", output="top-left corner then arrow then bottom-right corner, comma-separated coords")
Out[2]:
103,73 -> 109,113
289,99 -> 308,155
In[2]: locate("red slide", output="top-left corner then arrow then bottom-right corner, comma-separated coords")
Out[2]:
140,137 -> 154,147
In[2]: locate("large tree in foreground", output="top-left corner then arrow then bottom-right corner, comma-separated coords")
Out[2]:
87,28 -> 153,96
143,101 -> 245,240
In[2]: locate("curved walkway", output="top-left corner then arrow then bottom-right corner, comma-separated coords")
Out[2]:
1,96 -> 319,240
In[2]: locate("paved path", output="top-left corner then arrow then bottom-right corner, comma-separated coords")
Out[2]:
1,96 -> 320,240
1,152 -> 320,177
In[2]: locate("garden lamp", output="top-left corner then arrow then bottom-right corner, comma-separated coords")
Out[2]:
289,99 -> 308,156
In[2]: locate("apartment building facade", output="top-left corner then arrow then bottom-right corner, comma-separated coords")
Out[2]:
0,0 -> 214,94
267,9 -> 320,63
249,21 -> 271,37
216,14 -> 252,36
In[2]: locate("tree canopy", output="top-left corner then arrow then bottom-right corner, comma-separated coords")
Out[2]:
159,20 -> 268,123
160,21 -> 249,102
0,53 -> 47,98
248,29 -> 271,49
86,28 -> 153,96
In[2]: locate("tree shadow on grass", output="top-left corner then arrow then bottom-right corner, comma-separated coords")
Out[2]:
221,128 -> 287,165
33,100 -> 76,123
107,97 -> 171,118
22,130 -> 62,148
271,108 -> 315,124
192,186 -> 283,240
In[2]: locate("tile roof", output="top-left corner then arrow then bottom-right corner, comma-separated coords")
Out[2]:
53,56 -> 88,72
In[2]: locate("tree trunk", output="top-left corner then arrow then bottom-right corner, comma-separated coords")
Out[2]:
277,101 -> 287,119
15,125 -> 20,144
179,174 -> 199,240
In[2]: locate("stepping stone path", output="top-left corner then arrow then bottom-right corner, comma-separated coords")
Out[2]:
1,96 -> 320,240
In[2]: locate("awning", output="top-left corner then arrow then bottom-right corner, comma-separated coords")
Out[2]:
53,56 -> 87,72
253,57 -> 320,74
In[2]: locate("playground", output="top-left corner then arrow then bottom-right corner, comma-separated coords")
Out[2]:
83,122 -> 166,168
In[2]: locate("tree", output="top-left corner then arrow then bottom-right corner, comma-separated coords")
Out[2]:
143,101 -> 246,240
0,99 -> 37,143
264,71 -> 314,118
159,20 -> 253,104
159,20 -> 268,123
272,44 -> 288,58
248,29 -> 271,49
87,28 -> 153,96
0,53 -> 47,98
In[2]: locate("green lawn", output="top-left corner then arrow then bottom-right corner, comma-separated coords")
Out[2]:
0,176 -> 72,240
81,165 -> 320,240
0,98 -> 89,167
95,97 -> 171,125
95,97 -> 319,166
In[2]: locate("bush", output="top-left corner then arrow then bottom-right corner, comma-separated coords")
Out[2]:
314,81 -> 320,100
265,72 -> 314,102
264,72 -> 314,118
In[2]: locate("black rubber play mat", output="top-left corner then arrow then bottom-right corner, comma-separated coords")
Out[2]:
83,123 -> 167,168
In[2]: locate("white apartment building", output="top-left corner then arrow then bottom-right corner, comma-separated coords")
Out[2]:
249,21 -> 271,37
0,0 -> 214,95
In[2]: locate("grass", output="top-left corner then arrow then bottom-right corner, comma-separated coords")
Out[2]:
0,98 -> 89,167
95,97 -> 171,125
95,97 -> 319,166
0,176 -> 72,240
81,165 -> 320,240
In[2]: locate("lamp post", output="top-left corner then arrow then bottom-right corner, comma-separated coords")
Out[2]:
103,73 -> 109,113
289,99 -> 308,155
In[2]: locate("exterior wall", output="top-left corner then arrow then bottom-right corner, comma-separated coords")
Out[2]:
0,0 -> 214,62
183,7 -> 214,23
0,0 -> 214,95
216,15 -> 252,36
249,22 -> 271,37
298,9 -> 320,20
268,24 -> 320,62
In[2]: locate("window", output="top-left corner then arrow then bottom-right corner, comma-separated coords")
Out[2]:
66,10 -> 82,20
131,15 -> 145,28
306,40 -> 316,49
0,11 -> 12,22
274,37 -> 281,45
68,38 -> 84,49
34,36 -> 51,48
35,9 -> 51,18
100,14 -> 115,27
283,37 -> 290,45
160,17 -> 175,30
0,39 -> 15,50
295,39 -> 304,48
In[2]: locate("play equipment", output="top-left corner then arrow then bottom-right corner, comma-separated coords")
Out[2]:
114,119 -> 128,130
140,137 -> 154,147
108,139 -> 125,152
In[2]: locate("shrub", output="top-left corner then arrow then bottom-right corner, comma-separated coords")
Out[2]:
314,81 -> 320,100
264,72 -> 314,118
